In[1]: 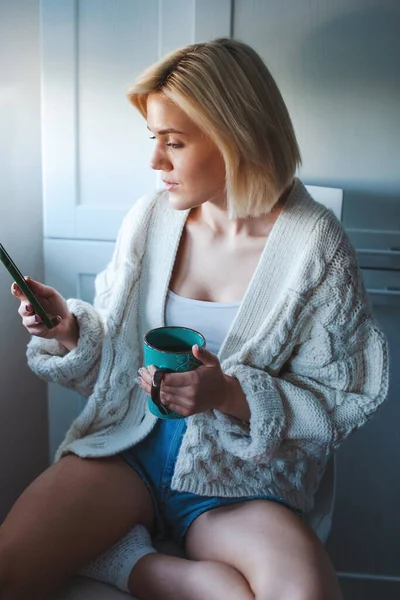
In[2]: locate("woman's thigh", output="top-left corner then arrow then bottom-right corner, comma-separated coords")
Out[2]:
185,499 -> 343,600
0,453 -> 154,593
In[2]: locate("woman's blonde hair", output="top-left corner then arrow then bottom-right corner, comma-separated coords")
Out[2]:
127,38 -> 301,218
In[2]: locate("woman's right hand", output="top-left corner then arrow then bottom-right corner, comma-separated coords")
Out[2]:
11,277 -> 79,351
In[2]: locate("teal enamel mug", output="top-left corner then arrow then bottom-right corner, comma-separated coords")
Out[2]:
143,326 -> 206,419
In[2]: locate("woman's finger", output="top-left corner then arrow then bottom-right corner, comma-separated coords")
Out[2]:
18,302 -> 35,318
159,388 -> 194,411
24,277 -> 56,300
140,367 -> 197,388
162,370 -> 198,388
23,317 -> 60,336
160,401 -> 189,417
11,282 -> 26,301
138,376 -> 151,395
138,373 -> 181,399
24,314 -> 42,328
138,367 -> 153,385
137,375 -> 193,416
161,383 -> 193,398
23,313 -> 54,333
160,391 -> 183,408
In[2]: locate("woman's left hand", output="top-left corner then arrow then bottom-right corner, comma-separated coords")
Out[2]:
138,345 -> 233,417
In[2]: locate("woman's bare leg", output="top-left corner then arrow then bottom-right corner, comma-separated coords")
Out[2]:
0,454 -> 154,600
0,454 -> 254,600
185,500 -> 343,600
128,554 -> 254,600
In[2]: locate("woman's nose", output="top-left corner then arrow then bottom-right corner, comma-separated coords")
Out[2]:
150,146 -> 172,171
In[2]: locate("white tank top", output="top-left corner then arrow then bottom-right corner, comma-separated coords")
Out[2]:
165,289 -> 241,355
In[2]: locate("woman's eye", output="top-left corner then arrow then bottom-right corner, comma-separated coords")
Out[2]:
149,135 -> 182,149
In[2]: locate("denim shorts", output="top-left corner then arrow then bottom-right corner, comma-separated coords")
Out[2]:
120,417 -> 295,544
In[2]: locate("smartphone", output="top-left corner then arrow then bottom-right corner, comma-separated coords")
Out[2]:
0,242 -> 54,329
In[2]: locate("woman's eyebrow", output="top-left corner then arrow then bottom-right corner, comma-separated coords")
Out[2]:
147,126 -> 186,135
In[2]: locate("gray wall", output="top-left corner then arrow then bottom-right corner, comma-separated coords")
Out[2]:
234,0 -> 400,229
0,0 -> 48,522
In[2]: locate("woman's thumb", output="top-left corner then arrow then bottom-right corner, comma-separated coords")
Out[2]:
192,344 -> 218,367
25,277 -> 53,298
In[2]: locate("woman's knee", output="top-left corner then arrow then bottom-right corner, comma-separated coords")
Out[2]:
251,562 -> 343,600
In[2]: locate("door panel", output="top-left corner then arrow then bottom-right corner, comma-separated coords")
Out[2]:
44,239 -> 114,458
41,0 -> 231,241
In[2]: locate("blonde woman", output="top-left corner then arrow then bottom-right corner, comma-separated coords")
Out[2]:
1,38 -> 387,600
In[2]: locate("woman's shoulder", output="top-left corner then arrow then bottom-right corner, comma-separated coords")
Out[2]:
106,190 -> 170,264
123,189 -> 168,226
290,179 -> 349,263
290,179 -> 341,228
279,181 -> 363,298
114,189 -> 172,242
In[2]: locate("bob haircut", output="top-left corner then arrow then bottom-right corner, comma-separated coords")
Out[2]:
127,37 -> 301,219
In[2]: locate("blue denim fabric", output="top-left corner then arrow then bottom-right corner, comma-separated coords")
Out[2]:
120,417 -> 295,544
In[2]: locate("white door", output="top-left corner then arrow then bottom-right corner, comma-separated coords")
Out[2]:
41,0 -> 231,241
44,238 -> 114,456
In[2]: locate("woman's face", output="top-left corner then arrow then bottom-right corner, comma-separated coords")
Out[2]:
147,93 -> 226,211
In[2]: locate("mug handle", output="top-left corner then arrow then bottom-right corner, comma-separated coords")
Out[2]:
151,369 -> 169,416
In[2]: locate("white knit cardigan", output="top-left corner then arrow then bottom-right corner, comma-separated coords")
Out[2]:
27,179 -> 388,513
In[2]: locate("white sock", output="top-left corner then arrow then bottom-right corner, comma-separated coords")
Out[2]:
78,524 -> 157,592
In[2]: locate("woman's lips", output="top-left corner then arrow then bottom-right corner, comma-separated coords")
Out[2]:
163,180 -> 179,191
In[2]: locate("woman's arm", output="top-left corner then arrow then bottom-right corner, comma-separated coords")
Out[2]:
218,374 -> 250,422
26,194 -> 155,397
213,240 -> 389,462
26,298 -> 105,398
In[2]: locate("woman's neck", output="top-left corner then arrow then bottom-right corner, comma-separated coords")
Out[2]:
190,183 -> 292,239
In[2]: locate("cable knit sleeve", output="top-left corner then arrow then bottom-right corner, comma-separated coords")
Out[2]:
26,194 -> 154,397
26,298 -> 105,397
215,233 -> 389,462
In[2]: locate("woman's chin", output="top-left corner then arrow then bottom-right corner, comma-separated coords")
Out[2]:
167,192 -> 199,211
